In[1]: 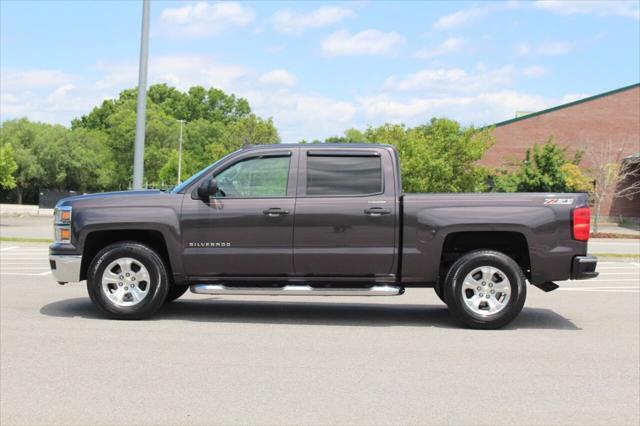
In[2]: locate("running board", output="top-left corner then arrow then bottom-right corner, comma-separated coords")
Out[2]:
189,284 -> 404,297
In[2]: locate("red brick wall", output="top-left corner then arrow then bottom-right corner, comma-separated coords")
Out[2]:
485,85 -> 640,219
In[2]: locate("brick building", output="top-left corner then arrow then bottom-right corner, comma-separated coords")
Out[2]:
484,83 -> 640,222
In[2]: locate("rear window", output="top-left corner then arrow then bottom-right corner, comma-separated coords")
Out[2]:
306,155 -> 382,196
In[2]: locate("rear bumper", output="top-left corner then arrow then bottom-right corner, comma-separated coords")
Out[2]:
571,255 -> 598,280
49,254 -> 82,283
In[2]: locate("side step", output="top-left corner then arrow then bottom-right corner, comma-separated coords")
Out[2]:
190,284 -> 404,297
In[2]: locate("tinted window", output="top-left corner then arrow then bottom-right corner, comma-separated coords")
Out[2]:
215,156 -> 290,197
306,155 -> 382,196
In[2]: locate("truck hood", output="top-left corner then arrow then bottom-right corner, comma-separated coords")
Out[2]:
56,190 -> 165,207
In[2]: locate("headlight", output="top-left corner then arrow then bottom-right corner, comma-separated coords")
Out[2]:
54,206 -> 72,243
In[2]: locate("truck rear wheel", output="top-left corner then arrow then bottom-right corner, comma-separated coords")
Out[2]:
443,250 -> 527,329
86,242 -> 170,320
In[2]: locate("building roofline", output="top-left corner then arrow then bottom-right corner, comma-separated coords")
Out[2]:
492,82 -> 640,128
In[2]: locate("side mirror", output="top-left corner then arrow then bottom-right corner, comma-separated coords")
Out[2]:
197,177 -> 218,201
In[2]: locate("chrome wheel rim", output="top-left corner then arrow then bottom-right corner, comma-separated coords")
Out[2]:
101,257 -> 151,307
461,266 -> 511,317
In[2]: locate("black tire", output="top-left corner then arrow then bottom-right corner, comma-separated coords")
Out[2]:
86,242 -> 170,320
165,284 -> 189,303
443,250 -> 527,329
434,283 -> 446,304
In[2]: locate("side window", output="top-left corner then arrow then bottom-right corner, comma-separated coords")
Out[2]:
306,155 -> 382,196
215,156 -> 290,198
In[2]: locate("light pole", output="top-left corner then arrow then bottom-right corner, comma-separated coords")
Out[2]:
177,119 -> 185,185
132,0 -> 150,189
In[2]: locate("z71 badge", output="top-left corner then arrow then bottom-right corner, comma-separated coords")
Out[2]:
544,198 -> 574,205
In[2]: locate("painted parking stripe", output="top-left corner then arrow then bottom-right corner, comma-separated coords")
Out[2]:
0,271 -> 51,276
1,268 -> 51,271
560,288 -> 640,294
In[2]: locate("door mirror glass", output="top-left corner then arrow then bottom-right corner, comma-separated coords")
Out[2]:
197,177 -> 218,201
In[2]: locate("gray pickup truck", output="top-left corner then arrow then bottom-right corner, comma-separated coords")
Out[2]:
49,144 -> 597,328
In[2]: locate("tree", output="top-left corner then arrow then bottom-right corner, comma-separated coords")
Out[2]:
616,155 -> 640,199
492,138 -> 589,193
585,142 -> 638,232
0,144 -> 17,190
325,119 -> 493,193
0,119 -> 46,203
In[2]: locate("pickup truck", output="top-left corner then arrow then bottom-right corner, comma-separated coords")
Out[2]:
49,144 -> 598,328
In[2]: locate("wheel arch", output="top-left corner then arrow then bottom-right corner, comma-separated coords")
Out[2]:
80,229 -> 175,283
438,230 -> 531,286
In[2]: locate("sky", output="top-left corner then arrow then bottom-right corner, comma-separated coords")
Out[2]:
1,0 -> 639,142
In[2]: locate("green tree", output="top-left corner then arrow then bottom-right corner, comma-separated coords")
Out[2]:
0,144 -> 18,190
493,138 -> 589,193
0,119 -> 46,203
325,118 -> 493,193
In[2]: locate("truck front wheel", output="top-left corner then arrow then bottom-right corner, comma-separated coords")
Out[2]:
165,285 -> 189,303
443,250 -> 527,329
86,242 -> 170,320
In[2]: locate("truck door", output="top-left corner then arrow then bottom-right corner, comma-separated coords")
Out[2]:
180,149 -> 298,278
293,148 -> 398,279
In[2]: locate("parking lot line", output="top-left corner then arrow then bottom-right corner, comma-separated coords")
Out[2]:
0,271 -> 51,276
559,288 -> 639,293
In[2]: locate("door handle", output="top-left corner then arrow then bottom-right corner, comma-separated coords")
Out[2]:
263,208 -> 289,217
364,207 -> 391,216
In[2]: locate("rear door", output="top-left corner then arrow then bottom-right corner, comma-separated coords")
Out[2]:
293,147 -> 398,279
181,149 -> 298,278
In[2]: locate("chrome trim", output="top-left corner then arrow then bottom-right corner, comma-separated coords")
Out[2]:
189,284 -> 404,296
49,254 -> 82,283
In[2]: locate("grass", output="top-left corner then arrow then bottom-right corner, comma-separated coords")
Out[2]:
591,253 -> 640,261
0,236 -> 53,243
591,232 -> 639,240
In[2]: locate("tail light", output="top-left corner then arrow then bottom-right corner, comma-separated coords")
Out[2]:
572,207 -> 590,241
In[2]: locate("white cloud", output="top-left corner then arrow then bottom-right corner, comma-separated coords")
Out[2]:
356,91 -> 551,125
534,0 -> 640,20
245,89 -> 356,141
414,37 -> 465,59
321,29 -> 405,56
257,69 -> 298,87
433,7 -> 487,30
1,69 -> 78,90
382,66 -> 516,94
0,58 -> 350,142
522,65 -> 549,77
159,1 -> 255,38
561,93 -> 591,103
432,2 -> 519,30
516,41 -> 575,56
272,6 -> 353,34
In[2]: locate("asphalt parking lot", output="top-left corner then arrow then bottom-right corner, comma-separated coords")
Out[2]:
1,242 -> 639,425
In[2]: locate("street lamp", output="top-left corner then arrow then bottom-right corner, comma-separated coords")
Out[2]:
132,0 -> 150,189
177,119 -> 185,185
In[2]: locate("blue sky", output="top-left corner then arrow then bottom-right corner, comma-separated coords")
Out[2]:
2,0 -> 639,142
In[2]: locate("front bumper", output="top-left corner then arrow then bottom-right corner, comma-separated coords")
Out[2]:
571,255 -> 599,280
49,254 -> 82,283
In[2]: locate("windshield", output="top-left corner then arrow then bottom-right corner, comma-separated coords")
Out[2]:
170,149 -> 241,194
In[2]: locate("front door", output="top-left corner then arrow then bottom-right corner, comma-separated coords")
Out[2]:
293,148 -> 398,278
181,151 -> 297,278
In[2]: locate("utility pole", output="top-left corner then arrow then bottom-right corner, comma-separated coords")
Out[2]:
177,119 -> 185,185
132,0 -> 150,189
